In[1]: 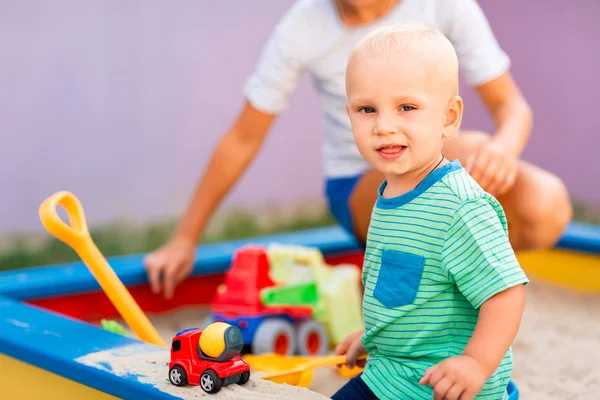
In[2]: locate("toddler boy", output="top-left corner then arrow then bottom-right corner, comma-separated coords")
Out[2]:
333,23 -> 528,400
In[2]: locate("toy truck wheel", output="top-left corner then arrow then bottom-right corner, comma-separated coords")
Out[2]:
200,369 -> 222,394
252,319 -> 296,356
238,370 -> 250,385
168,365 -> 188,387
295,320 -> 328,356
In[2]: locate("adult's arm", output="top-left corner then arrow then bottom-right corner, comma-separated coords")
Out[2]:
144,1 -> 312,298
440,0 -> 533,195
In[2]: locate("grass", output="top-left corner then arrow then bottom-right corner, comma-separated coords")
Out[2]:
0,200 -> 599,273
572,202 -> 600,225
0,205 -> 337,272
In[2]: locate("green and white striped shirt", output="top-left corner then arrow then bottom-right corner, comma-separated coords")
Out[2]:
360,160 -> 528,400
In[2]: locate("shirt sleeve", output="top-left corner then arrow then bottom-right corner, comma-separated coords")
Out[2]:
442,197 -> 528,309
243,2 -> 310,114
438,0 -> 511,86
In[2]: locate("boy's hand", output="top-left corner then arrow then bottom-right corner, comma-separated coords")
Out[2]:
335,329 -> 367,369
419,355 -> 487,400
466,139 -> 518,198
144,236 -> 196,299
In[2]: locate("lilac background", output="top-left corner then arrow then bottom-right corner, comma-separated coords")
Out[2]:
1,0 -> 598,233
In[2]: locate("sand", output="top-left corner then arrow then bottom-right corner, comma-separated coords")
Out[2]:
113,305 -> 349,398
510,280 -> 600,399
76,341 -> 330,400
97,279 -> 600,399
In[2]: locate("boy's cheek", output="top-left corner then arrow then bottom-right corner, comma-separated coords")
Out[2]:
355,137 -> 373,156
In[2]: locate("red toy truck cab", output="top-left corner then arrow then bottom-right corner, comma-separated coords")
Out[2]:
168,326 -> 250,394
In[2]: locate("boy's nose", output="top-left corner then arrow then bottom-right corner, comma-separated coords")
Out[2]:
373,115 -> 399,136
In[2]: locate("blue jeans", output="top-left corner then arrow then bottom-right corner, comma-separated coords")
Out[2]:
331,373 -> 379,400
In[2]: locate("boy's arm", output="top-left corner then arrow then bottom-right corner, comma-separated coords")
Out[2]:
420,284 -> 525,400
463,284 -> 526,377
420,199 -> 528,399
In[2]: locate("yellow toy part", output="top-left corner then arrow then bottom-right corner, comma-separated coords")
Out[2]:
39,191 -> 167,348
338,363 -> 363,379
199,322 -> 229,358
245,352 -> 362,387
267,244 -> 320,284
244,353 -> 312,373
317,263 -> 363,346
254,353 -> 367,387
245,353 -> 315,387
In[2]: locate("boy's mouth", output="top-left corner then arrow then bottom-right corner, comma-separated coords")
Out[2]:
376,144 -> 407,160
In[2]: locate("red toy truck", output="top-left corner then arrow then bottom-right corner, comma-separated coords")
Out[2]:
205,245 -> 329,357
168,322 -> 250,394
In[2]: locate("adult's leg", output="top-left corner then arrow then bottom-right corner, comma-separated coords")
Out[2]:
348,131 -> 573,251
443,131 -> 572,251
347,168 -> 384,244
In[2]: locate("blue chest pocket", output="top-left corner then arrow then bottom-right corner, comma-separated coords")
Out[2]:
373,250 -> 425,308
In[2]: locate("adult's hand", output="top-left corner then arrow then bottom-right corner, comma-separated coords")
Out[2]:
144,236 -> 196,299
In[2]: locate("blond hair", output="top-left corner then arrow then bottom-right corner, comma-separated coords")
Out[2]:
353,22 -> 455,58
348,22 -> 459,93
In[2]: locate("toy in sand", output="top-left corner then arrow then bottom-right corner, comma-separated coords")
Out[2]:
202,244 -> 363,360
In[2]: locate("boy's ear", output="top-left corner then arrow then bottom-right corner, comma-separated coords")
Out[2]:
443,96 -> 463,139
345,102 -> 351,116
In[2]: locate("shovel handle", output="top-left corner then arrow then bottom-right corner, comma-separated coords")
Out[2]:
39,191 -> 167,348
39,191 -> 91,251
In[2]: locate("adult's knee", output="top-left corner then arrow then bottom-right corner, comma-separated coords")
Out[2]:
519,173 -> 572,250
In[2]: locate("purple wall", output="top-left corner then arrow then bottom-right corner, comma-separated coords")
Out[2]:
1,1 -> 598,234
461,0 -> 600,204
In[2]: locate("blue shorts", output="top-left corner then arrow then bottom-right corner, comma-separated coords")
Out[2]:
331,373 -> 520,400
325,174 -> 364,237
331,373 -> 378,400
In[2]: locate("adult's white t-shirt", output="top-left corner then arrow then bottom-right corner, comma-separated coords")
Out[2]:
244,0 -> 510,179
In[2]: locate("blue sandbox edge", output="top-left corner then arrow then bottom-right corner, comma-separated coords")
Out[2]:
0,222 -> 598,301
0,295 -> 181,399
556,221 -> 600,254
0,225 -> 360,301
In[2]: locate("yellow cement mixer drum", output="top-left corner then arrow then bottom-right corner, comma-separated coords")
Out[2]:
199,322 -> 244,361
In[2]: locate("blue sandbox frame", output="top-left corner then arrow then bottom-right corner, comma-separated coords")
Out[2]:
0,222 -> 599,398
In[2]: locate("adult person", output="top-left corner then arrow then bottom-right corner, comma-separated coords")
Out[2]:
144,0 -> 572,299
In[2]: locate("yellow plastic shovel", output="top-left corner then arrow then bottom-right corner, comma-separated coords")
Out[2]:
258,354 -> 367,387
39,191 -> 167,348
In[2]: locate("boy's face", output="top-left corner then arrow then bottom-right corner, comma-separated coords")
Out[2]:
345,52 -> 462,178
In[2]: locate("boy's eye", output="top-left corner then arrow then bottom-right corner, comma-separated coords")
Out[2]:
359,107 -> 376,113
400,105 -> 415,112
